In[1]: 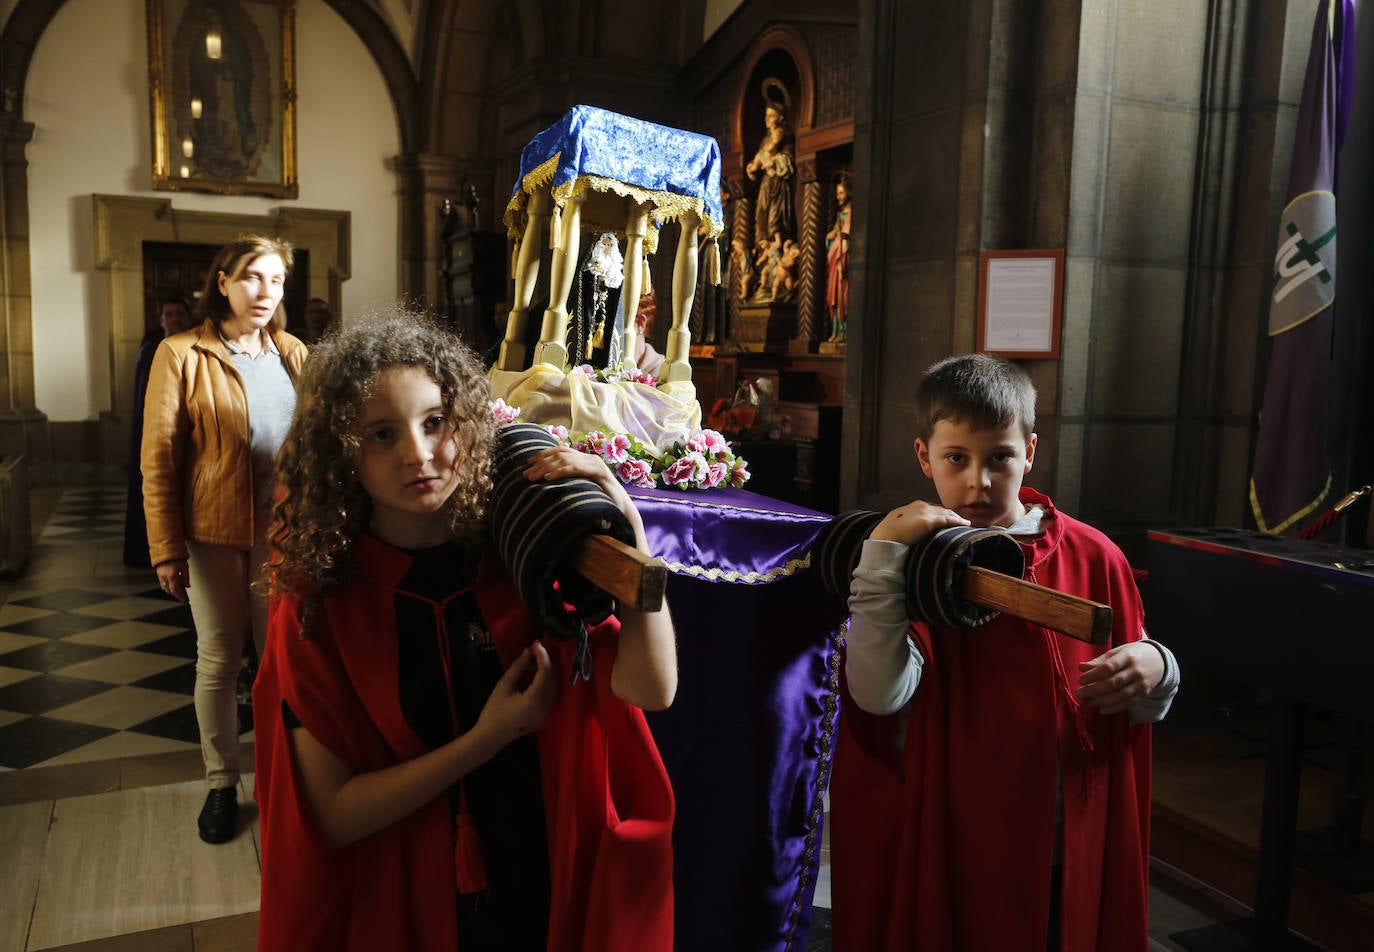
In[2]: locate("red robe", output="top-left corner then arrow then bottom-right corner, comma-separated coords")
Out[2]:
253,535 -> 674,951
830,488 -> 1152,952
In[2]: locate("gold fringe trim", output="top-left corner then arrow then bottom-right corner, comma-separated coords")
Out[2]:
520,153 -> 561,195
503,153 -> 563,240
662,554 -> 811,583
505,158 -> 727,255
553,174 -> 726,249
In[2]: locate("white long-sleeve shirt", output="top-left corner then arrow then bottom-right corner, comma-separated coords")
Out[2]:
843,515 -> 1180,721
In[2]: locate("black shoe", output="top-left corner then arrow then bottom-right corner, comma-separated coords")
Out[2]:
198,787 -> 239,844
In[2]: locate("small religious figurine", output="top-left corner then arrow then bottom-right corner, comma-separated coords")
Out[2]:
825,173 -> 852,342
752,237 -> 783,303
732,237 -> 752,301
571,233 -> 625,367
770,239 -> 801,303
745,79 -> 796,295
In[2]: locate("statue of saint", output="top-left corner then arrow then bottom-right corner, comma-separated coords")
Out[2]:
745,79 -> 795,299
825,173 -> 852,341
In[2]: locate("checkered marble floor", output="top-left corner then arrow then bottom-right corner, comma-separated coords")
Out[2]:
0,487 -> 250,772
0,489 -> 1246,951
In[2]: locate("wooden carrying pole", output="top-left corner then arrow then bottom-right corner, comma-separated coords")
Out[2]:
572,534 -> 668,612
961,566 -> 1112,644
570,535 -> 1109,643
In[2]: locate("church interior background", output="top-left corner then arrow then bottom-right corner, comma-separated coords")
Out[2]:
0,0 -> 1372,948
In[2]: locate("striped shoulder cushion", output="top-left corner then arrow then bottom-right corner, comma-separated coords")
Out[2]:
489,423 -> 637,640
811,511 -> 1025,628
905,526 -> 1023,628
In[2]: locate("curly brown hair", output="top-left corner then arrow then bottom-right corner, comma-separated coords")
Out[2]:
267,307 -> 496,618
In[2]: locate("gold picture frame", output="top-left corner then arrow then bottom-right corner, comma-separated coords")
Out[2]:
146,0 -> 298,198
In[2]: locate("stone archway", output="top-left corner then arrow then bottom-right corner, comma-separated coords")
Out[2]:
0,0 -> 409,473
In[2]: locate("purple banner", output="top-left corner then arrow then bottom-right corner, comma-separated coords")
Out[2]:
1250,0 -> 1357,534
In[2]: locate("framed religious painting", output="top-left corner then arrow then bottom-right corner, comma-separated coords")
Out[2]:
146,0 -> 298,198
976,248 -> 1064,359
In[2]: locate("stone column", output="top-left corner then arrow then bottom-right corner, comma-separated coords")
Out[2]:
395,153 -> 464,309
0,115 -> 47,468
796,156 -> 823,349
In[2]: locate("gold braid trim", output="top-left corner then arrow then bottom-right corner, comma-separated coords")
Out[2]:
646,495 -> 822,518
661,554 -> 811,583
783,621 -> 845,952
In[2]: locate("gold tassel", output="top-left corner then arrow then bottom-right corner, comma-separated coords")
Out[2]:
592,318 -> 606,348
642,259 -> 653,294
706,239 -> 721,286
550,204 -> 562,250
510,240 -> 519,278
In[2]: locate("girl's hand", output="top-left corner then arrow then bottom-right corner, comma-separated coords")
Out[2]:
523,446 -> 645,544
1076,642 -> 1166,715
155,559 -> 190,602
474,642 -> 558,748
523,445 -> 676,709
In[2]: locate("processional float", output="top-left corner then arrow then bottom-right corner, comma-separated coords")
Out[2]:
484,105 -> 1112,952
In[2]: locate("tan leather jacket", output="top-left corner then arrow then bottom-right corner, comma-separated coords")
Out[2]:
141,319 -> 308,565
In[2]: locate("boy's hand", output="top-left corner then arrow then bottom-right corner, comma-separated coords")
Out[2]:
1075,642 -> 1165,715
869,500 -> 969,546
474,642 -> 559,747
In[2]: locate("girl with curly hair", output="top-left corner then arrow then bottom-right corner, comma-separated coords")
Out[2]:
252,309 -> 677,952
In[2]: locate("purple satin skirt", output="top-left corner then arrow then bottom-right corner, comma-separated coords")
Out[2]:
632,486 -> 848,952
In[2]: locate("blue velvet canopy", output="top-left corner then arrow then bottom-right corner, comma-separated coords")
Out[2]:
503,105 -> 725,255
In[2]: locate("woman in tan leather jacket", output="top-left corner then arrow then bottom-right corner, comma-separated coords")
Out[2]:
141,234 -> 308,844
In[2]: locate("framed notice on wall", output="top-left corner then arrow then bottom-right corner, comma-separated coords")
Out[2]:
976,249 -> 1064,358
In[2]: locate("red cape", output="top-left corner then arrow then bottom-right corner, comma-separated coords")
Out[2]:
254,536 -> 674,951
831,489 -> 1152,952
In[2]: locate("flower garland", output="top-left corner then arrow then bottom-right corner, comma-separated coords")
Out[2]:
488,399 -> 750,491
568,362 -> 658,387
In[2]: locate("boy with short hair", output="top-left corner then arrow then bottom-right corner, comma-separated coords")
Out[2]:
830,353 -> 1179,951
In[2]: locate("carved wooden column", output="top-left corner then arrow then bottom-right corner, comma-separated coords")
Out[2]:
663,210 -> 701,383
0,115 -> 46,466
728,175 -> 752,340
796,155 -> 824,350
689,241 -> 705,342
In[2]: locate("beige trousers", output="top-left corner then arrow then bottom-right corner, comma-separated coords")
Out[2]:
185,531 -> 269,789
